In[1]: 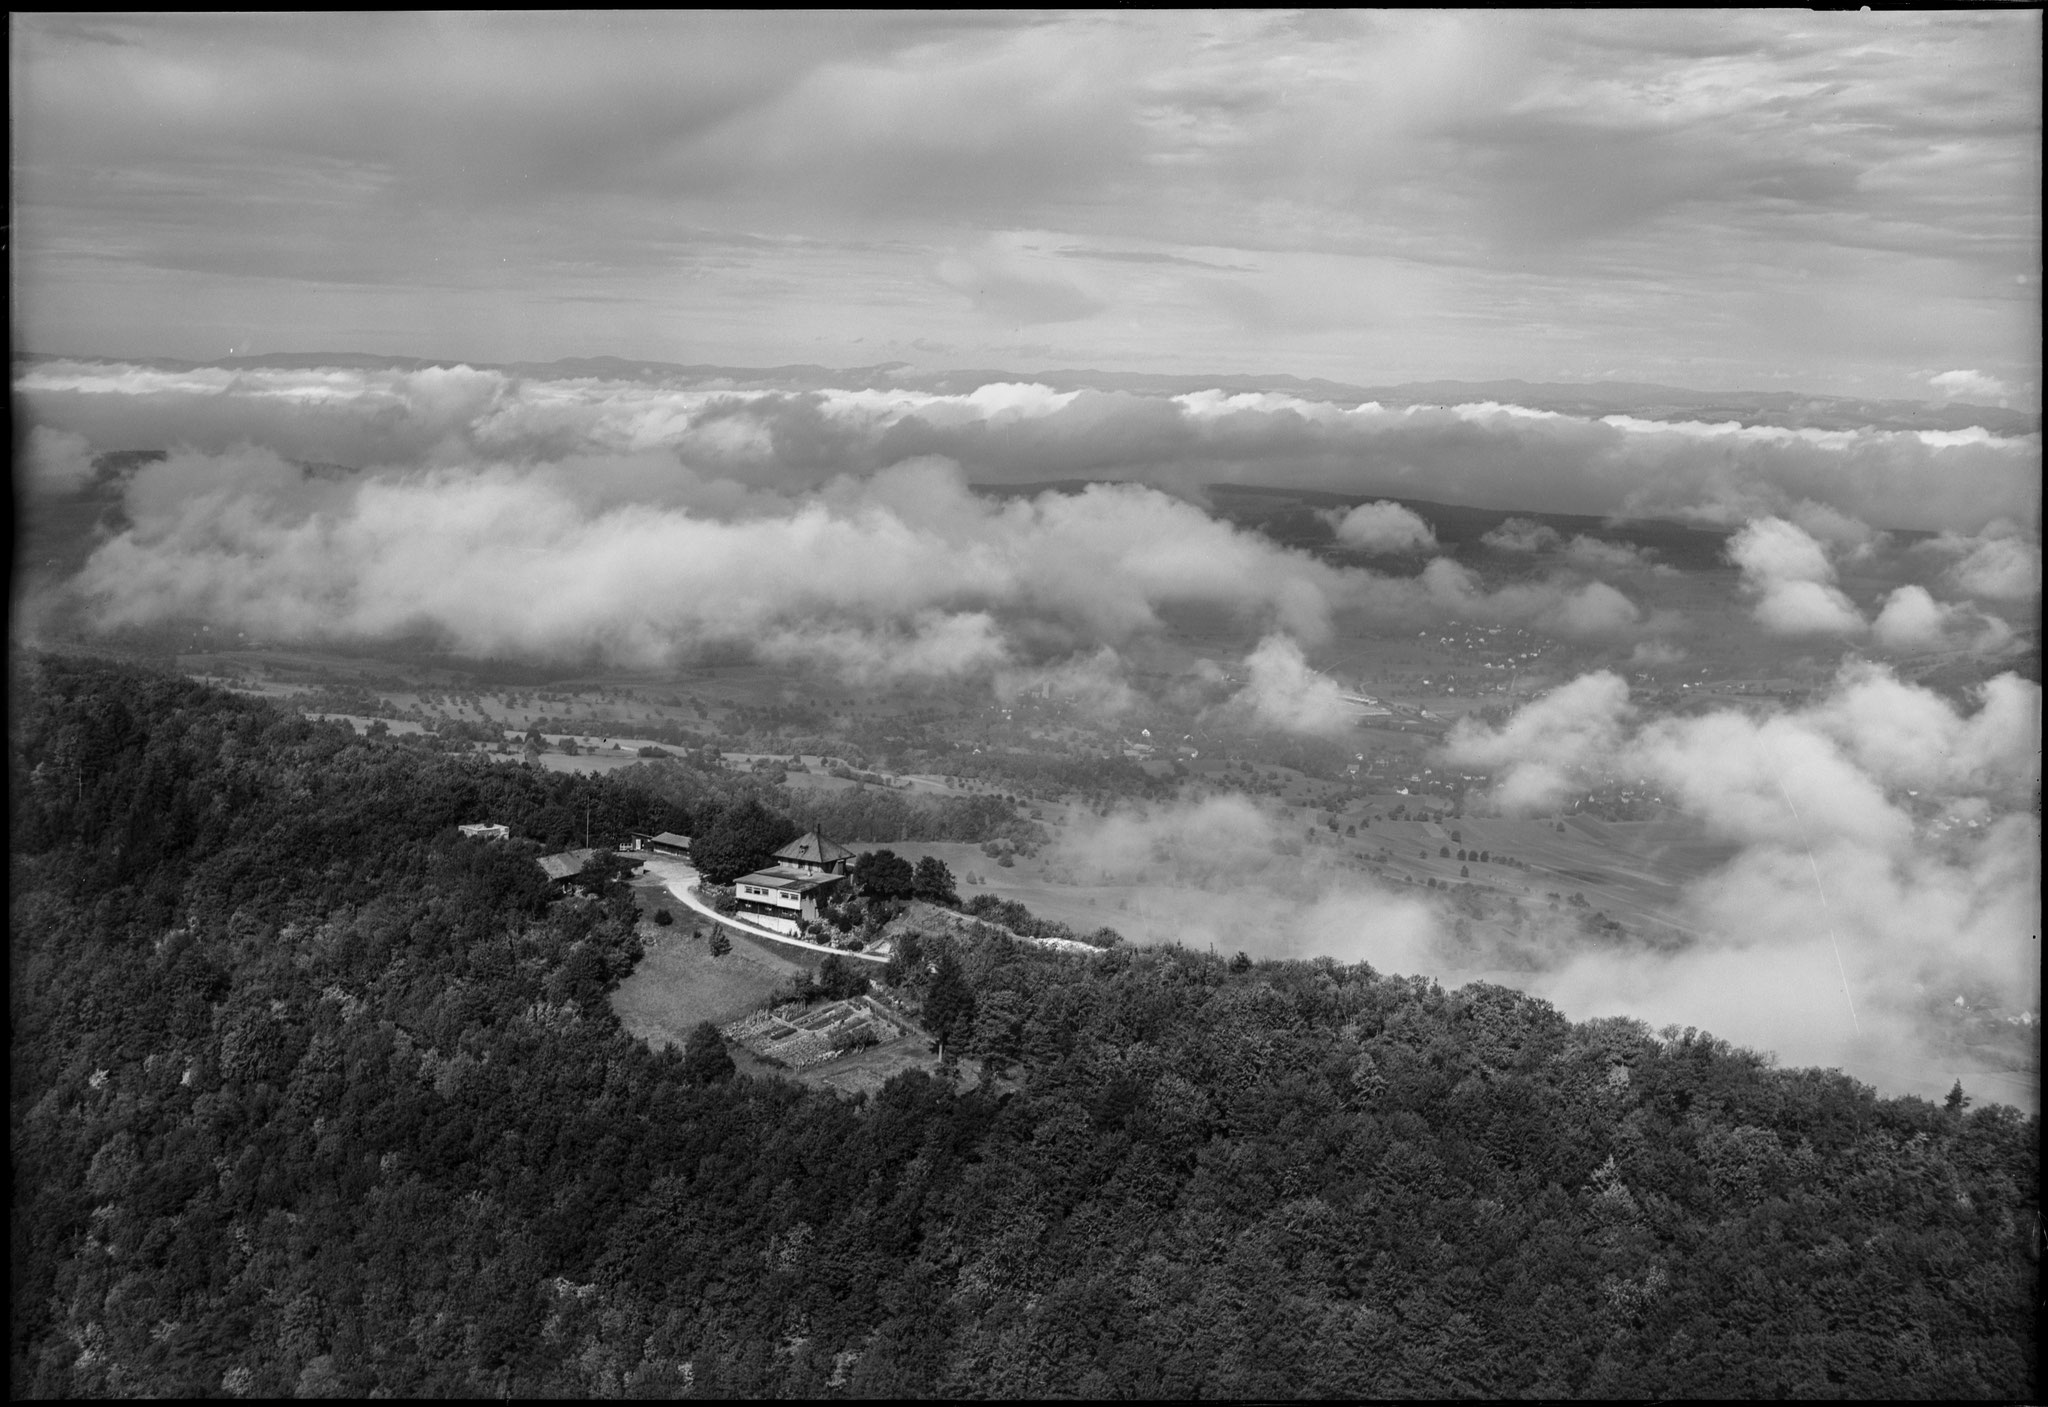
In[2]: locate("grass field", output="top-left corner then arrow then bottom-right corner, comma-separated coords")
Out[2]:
608,880 -> 808,1051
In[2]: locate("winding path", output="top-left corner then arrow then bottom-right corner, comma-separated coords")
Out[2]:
636,856 -> 890,965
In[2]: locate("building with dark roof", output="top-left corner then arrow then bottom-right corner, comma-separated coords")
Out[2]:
536,849 -> 599,884
772,831 -> 853,876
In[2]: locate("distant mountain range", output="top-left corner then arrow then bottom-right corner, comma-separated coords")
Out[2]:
16,351 -> 2037,436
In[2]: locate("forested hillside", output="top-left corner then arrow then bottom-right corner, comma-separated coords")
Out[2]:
11,654 -> 2038,1398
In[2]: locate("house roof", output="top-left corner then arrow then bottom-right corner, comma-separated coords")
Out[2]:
648,831 -> 692,848
536,848 -> 599,881
773,831 -> 853,866
736,864 -> 846,895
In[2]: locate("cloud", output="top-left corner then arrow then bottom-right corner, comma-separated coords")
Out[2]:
18,425 -> 99,494
1726,516 -> 1867,636
1750,580 -> 1868,637
17,361 -> 2041,535
1481,517 -> 1562,552
1929,369 -> 2011,404
1786,499 -> 1886,561
1419,559 -> 1644,638
1443,671 -> 1635,813
994,646 -> 1141,717
935,236 -> 1109,325
1054,659 -> 2040,1105
1560,535 -> 1658,573
1870,585 -> 2015,657
1921,521 -> 2044,602
61,450 -> 1385,683
1431,662 -> 2040,1099
1228,634 -> 1354,735
1328,500 -> 1437,553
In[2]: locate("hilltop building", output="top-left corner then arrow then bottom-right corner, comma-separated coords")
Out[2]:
771,831 -> 853,876
459,822 -> 510,841
730,832 -> 852,936
536,848 -> 599,885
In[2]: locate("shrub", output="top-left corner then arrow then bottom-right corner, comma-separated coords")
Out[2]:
653,908 -> 674,926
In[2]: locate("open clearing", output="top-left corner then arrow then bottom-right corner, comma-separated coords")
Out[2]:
609,881 -> 808,1051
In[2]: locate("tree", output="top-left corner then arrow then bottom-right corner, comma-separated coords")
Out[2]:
911,855 -> 959,906
923,951 -> 975,1050
693,798 -> 798,884
680,1021 -> 735,1083
1440,846 -> 1451,858
814,954 -> 868,1002
1945,1080 -> 1971,1115
1229,951 -> 1253,975
1460,865 -> 1470,878
853,849 -> 915,900
653,908 -> 673,926
709,929 -> 731,958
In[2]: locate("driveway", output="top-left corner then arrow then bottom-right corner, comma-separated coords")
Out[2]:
636,855 -> 889,965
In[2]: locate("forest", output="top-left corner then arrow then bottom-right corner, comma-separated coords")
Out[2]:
10,652 -> 2039,1398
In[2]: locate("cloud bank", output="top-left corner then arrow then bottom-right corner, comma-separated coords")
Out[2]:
18,360 -> 2040,533
57,441 -> 1677,687
1060,663 -> 2039,1106
1436,663 -> 2039,1102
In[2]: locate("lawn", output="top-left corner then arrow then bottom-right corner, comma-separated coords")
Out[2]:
608,882 -> 807,1051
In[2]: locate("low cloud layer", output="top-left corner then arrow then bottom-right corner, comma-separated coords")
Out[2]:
55,444 -> 1674,685
1053,662 -> 2039,1106
1435,662 -> 2040,1102
17,360 -> 2041,533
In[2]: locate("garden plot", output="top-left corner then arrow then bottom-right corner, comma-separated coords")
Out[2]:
724,996 -> 908,1071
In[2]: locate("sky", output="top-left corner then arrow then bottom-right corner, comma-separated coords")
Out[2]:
9,10 -> 2042,403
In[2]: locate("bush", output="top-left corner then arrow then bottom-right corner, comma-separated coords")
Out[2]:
653,908 -> 673,926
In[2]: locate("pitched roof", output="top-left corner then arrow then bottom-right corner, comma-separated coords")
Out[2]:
536,848 -> 598,881
648,831 -> 692,849
773,831 -> 852,866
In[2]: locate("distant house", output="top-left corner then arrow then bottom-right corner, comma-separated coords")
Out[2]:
639,831 -> 692,857
459,822 -> 511,841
